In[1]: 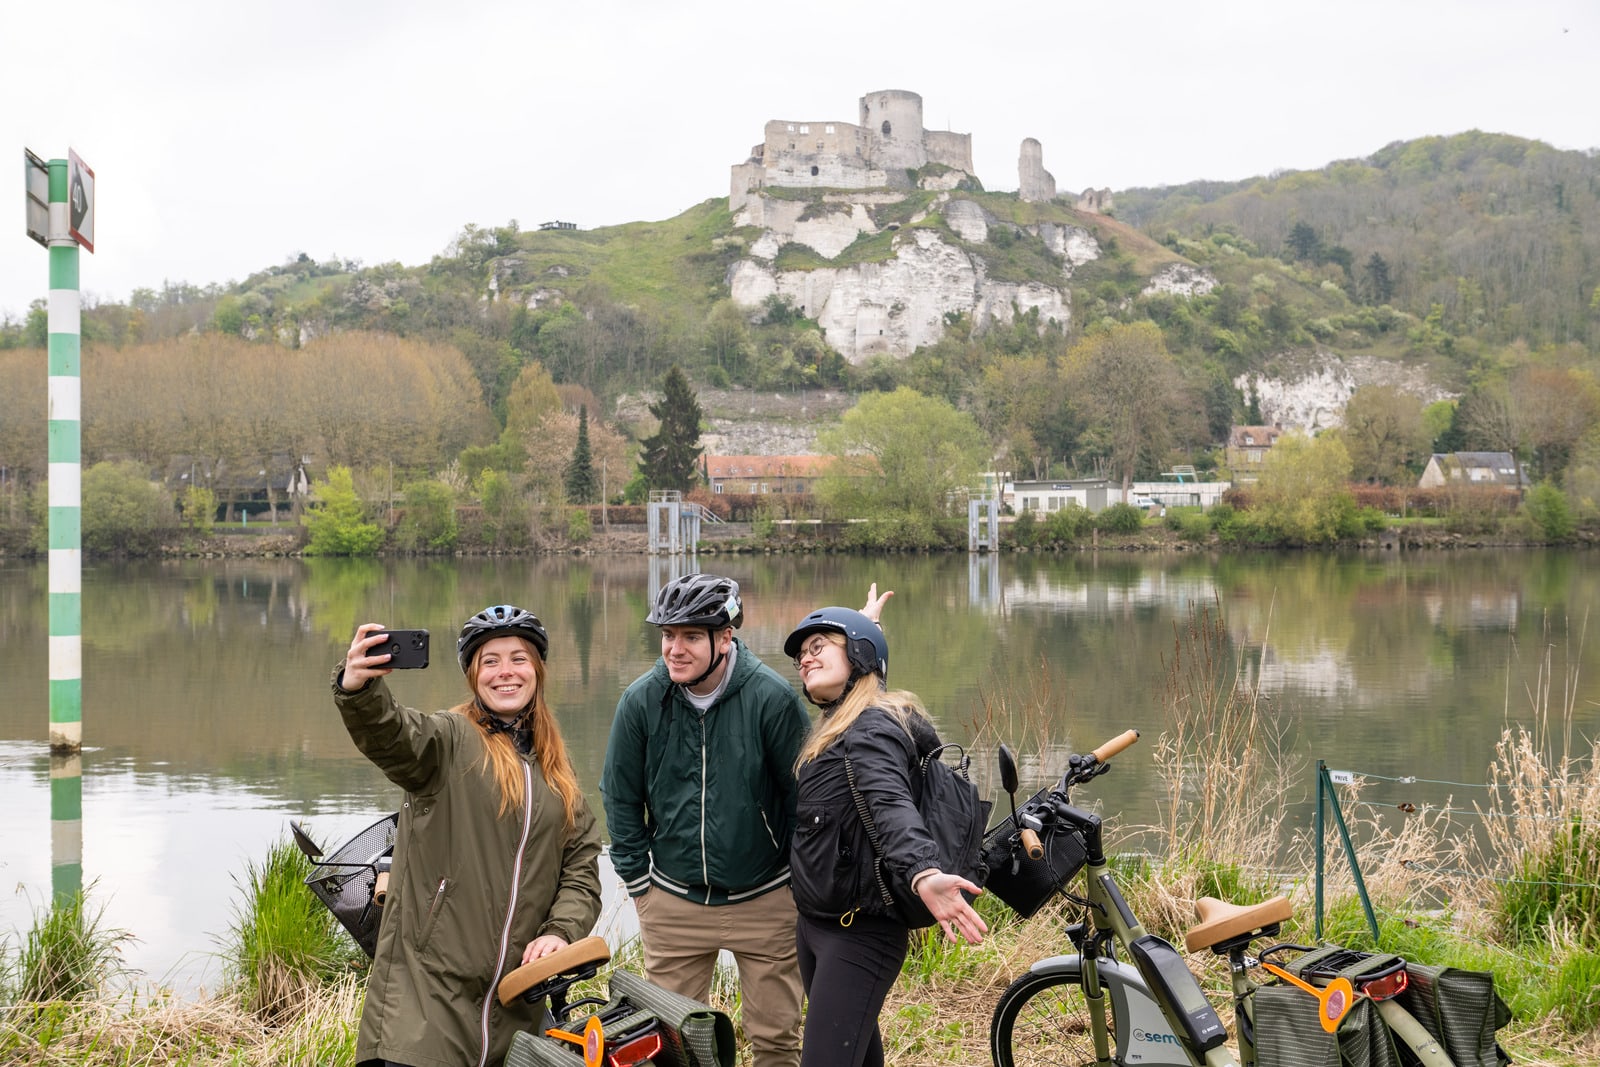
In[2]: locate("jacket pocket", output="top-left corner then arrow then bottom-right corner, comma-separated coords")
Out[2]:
416,876 -> 451,951
790,807 -> 849,914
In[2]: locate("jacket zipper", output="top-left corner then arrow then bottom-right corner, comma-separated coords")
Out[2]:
477,763 -> 534,1067
425,878 -> 448,926
698,711 -> 710,898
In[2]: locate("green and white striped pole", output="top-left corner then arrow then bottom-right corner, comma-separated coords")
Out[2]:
46,155 -> 82,754
45,155 -> 84,899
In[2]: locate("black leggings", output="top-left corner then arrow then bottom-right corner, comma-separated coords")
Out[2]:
796,911 -> 909,1067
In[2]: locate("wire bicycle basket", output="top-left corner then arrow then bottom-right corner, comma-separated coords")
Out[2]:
294,812 -> 398,958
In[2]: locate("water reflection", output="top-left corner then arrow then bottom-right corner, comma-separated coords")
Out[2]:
50,752 -> 82,901
2,549 -> 1597,993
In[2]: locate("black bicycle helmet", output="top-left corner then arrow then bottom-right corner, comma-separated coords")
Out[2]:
646,573 -> 744,630
457,604 -> 549,673
784,606 -> 888,685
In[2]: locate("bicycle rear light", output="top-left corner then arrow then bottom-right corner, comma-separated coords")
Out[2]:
1358,967 -> 1409,1001
1297,947 -> 1411,1002
607,1031 -> 662,1066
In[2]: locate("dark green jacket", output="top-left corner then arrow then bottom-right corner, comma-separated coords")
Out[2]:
600,639 -> 809,904
334,671 -> 602,1067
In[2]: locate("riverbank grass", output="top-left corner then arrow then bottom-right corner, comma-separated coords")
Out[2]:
221,836 -> 366,1022
4,887 -> 134,1004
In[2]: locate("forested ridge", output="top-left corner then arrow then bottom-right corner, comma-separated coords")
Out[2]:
1117,130 -> 1600,352
2,129 -> 1598,545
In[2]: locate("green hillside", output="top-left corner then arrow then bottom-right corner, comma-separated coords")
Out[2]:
1115,131 -> 1600,357
4,130 -> 1598,499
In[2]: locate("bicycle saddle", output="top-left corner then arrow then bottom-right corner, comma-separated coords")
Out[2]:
1185,895 -> 1293,953
497,935 -> 612,1005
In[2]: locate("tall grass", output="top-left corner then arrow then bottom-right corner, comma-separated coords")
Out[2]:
1480,616 -> 1600,951
0,887 -> 134,1063
1150,597 -> 1296,878
3,886 -> 134,1002
219,836 -> 364,1023
1471,613 -> 1600,1034
0,979 -> 361,1066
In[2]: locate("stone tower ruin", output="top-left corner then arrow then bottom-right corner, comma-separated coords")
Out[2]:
730,90 -> 974,212
1018,138 -> 1056,202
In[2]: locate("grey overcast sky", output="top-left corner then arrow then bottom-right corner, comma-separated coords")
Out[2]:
3,0 -> 1595,321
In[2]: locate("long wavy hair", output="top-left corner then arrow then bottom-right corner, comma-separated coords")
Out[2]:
451,637 -> 582,828
796,633 -> 928,768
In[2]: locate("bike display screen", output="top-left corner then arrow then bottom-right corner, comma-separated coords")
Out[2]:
1128,934 -> 1228,1052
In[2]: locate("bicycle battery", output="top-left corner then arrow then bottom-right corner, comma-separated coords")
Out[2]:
1128,934 -> 1228,1052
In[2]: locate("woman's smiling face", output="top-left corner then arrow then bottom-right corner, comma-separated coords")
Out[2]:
473,635 -> 539,716
793,631 -> 849,704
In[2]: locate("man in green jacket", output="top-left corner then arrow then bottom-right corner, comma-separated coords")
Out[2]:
601,573 -> 809,1067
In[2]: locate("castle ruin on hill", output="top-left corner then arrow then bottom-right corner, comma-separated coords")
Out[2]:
730,89 -> 975,212
730,89 -> 1113,215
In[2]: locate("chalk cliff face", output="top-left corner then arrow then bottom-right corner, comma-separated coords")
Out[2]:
730,192 -> 1112,362
1142,263 -> 1216,298
731,229 -> 997,362
1236,352 -> 1456,433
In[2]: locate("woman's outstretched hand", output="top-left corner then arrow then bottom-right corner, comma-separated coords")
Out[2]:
914,870 -> 988,945
339,622 -> 394,692
861,583 -> 894,625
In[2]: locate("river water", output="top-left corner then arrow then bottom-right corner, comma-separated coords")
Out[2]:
2,549 -> 1596,992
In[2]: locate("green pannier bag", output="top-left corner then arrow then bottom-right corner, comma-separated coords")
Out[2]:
504,968 -> 736,1067
1395,962 -> 1512,1067
1251,985 -> 1401,1067
1258,945 -> 1512,1067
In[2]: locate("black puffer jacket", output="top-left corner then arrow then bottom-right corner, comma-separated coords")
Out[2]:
790,705 -> 943,922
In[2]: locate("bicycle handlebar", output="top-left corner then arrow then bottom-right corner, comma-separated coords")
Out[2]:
1092,729 -> 1140,763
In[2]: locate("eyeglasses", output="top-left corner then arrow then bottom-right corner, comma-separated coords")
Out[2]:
793,636 -> 832,667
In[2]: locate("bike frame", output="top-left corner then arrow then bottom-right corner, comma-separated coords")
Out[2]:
1050,803 -> 1245,1067
999,738 -> 1461,1067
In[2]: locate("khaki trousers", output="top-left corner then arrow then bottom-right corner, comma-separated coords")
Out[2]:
635,886 -> 803,1067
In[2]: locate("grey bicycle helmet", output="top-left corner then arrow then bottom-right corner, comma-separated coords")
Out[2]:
646,574 -> 744,630
784,606 -> 888,684
457,604 -> 549,673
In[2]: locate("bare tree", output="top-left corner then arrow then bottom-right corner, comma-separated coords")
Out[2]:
1063,322 -> 1183,499
1339,385 -> 1433,484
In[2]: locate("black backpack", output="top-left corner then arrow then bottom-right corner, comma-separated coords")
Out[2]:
845,742 -> 992,928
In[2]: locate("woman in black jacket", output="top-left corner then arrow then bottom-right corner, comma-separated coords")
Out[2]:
783,597 -> 987,1067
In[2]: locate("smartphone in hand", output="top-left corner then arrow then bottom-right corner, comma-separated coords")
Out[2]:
373,629 -> 430,669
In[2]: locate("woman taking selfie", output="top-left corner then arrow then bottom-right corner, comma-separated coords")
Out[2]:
783,593 -> 987,1067
334,604 -> 602,1067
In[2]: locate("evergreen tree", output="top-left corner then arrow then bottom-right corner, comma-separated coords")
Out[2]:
564,405 -> 598,504
1363,253 -> 1395,305
1285,221 -> 1321,262
637,366 -> 704,492
1433,398 -> 1465,454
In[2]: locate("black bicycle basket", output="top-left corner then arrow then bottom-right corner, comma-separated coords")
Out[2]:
980,788 -> 1088,919
303,811 -> 398,958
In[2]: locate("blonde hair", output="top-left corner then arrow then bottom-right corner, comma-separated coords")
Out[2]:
796,633 -> 927,768
452,637 -> 582,828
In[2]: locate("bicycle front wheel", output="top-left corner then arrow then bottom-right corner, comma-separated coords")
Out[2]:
991,969 -> 1116,1067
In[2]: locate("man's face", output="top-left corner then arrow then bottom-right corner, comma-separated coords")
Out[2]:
660,624 -> 733,687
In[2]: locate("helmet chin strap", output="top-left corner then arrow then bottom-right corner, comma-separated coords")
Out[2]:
475,698 -> 533,737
